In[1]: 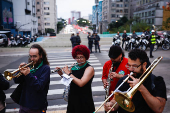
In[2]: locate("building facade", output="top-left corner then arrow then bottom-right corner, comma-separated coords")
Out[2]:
12,0 -> 38,36
71,11 -> 81,24
133,0 -> 169,28
36,0 -> 57,34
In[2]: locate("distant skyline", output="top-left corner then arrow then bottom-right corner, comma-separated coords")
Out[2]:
56,0 -> 102,20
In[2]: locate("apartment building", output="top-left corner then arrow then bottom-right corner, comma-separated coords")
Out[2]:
36,0 -> 57,34
12,0 -> 38,36
133,0 -> 169,28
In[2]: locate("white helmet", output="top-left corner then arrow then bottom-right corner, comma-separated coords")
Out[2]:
115,35 -> 118,37
163,32 -> 167,35
141,33 -> 145,36
151,30 -> 155,32
129,33 -> 132,36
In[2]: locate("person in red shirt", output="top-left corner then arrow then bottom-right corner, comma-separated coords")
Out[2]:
102,45 -> 130,103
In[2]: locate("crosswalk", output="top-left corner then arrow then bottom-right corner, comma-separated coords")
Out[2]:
5,53 -> 108,112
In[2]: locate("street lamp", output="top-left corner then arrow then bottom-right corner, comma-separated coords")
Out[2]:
95,0 -> 99,32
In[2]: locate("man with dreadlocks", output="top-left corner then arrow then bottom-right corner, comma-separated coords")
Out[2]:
13,44 -> 50,113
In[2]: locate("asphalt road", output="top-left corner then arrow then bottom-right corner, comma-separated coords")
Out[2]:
0,47 -> 169,113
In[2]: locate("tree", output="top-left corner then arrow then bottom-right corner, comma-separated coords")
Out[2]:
77,18 -> 90,27
163,17 -> 170,30
45,28 -> 55,33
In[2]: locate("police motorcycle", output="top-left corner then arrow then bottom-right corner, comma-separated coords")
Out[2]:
33,35 -> 37,42
153,34 -> 163,51
162,32 -> 170,50
10,36 -> 17,47
124,34 -> 131,51
139,34 -> 150,51
26,35 -> 31,44
20,35 -> 27,46
112,35 -> 121,46
16,35 -> 22,46
128,34 -> 140,51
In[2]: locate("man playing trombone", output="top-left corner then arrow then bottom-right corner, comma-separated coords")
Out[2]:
13,44 -> 50,113
105,49 -> 167,113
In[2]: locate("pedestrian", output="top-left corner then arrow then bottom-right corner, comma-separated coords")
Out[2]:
0,73 -> 10,113
87,32 -> 94,53
56,45 -> 95,113
102,46 -> 130,113
132,30 -> 138,39
149,30 -> 156,58
117,31 -> 121,39
70,33 -> 76,48
94,32 -> 101,53
76,32 -> 81,45
104,49 -> 167,113
13,44 -> 50,113
122,30 -> 127,49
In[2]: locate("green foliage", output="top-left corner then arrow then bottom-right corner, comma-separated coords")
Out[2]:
57,22 -> 64,33
45,28 -> 55,33
163,17 -> 170,30
77,18 -> 90,27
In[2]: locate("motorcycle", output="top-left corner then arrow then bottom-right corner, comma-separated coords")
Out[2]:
16,36 -> 21,46
162,32 -> 170,50
128,35 -> 139,51
26,35 -> 31,44
112,35 -> 121,46
124,35 -> 131,51
153,35 -> 163,51
10,36 -> 17,47
139,34 -> 150,51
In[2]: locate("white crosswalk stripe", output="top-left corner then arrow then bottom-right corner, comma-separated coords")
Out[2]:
5,53 -> 106,112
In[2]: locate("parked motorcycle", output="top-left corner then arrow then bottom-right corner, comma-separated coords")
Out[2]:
16,36 -> 21,46
112,35 -> 121,46
124,35 -> 131,51
26,35 -> 31,44
162,32 -> 170,50
139,34 -> 150,51
10,36 -> 17,47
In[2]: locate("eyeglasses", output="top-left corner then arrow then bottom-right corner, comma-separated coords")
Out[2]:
28,55 -> 37,59
125,63 -> 142,70
75,56 -> 85,60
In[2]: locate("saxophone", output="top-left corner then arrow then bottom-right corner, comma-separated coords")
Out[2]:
105,63 -> 113,100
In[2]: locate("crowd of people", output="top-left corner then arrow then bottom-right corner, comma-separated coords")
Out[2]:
0,42 -> 167,113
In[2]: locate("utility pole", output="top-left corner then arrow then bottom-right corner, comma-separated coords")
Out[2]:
95,0 -> 99,33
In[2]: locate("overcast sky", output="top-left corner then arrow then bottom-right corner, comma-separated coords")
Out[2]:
56,0 -> 98,20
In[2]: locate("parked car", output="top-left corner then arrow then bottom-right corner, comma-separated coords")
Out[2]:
0,34 -> 8,47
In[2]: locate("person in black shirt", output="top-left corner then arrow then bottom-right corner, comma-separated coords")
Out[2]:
70,33 -> 76,48
87,32 -> 94,53
76,32 -> 81,45
94,32 -> 101,53
104,49 -> 167,113
0,73 -> 10,113
122,30 -> 127,49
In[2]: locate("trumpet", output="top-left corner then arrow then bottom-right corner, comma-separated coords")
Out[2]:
94,56 -> 163,113
4,61 -> 34,81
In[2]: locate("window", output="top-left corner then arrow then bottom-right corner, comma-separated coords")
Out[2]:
38,23 -> 41,26
148,11 -> 151,16
111,0 -> 116,2
145,12 -> 147,17
116,10 -> 120,12
44,2 -> 50,5
152,11 -> 155,16
37,9 -> 40,12
44,12 -> 50,15
124,4 -> 128,7
45,22 -> 48,25
44,18 -> 50,21
44,7 -> 50,10
120,10 -> 123,13
27,2 -> 30,5
152,18 -> 154,24
116,4 -> 119,7
112,3 -> 116,7
111,14 -> 115,17
111,9 -> 116,13
124,9 -> 128,13
33,28 -> 36,33
120,4 -> 123,7
38,16 -> 40,19
37,2 -> 39,4
142,12 -> 144,17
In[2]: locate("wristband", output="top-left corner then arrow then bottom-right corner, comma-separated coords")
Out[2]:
68,73 -> 72,76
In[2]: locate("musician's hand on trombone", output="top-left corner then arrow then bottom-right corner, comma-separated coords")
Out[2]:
19,62 -> 30,76
102,79 -> 109,88
104,100 -> 118,112
127,74 -> 140,89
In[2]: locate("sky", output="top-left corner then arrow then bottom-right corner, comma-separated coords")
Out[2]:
56,0 -> 97,20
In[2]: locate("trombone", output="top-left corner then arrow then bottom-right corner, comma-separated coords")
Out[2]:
4,61 -> 34,81
94,56 -> 163,113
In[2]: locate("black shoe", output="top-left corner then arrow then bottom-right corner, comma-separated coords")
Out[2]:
99,51 -> 101,53
150,56 -> 154,58
95,51 -> 97,53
